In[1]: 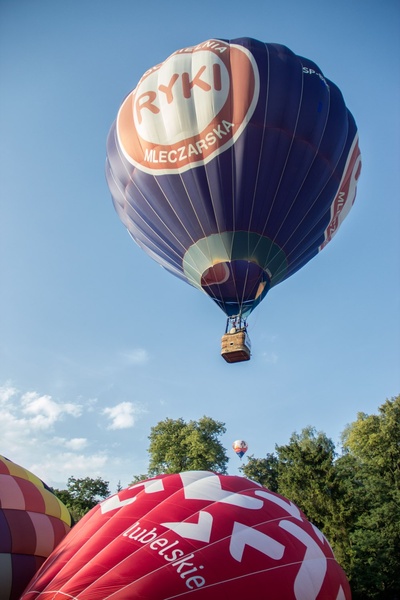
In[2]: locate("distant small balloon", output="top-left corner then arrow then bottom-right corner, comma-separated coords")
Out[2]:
232,439 -> 248,459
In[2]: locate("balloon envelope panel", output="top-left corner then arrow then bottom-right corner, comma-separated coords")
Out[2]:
106,37 -> 361,318
0,455 -> 72,600
21,471 -> 351,599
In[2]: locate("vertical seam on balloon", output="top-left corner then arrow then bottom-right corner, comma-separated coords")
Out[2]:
236,42 -> 273,311
251,53 -> 305,269
112,122 -> 200,272
173,173 -> 227,302
223,42 -> 272,315
171,53 -> 214,258
172,156 -> 229,303
199,40 -> 246,316
140,175 -> 198,251
108,123 -> 186,266
113,127 -> 214,282
201,147 -> 229,314
205,174 -> 232,314
182,160 -> 232,311
152,50 -> 234,311
248,42 -> 270,237
228,43 -> 246,315
263,63 -> 332,277
271,97 -> 356,282
108,166 -> 184,273
109,166 -> 206,288
278,128 -> 352,260
196,169 -> 231,314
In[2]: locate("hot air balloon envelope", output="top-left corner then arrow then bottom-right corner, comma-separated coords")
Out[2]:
0,455 -> 72,600
232,439 -> 248,459
106,37 -> 361,331
21,471 -> 351,599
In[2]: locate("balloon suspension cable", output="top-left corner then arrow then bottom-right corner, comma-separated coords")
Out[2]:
225,314 -> 248,334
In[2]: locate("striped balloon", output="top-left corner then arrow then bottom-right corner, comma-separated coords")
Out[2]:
0,455 -> 72,600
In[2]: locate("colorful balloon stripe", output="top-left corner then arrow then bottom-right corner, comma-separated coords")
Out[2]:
0,455 -> 72,600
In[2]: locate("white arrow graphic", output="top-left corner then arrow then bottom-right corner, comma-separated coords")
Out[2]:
180,471 -> 263,510
100,494 -> 137,514
128,479 -> 165,494
161,510 -> 213,543
229,521 -> 285,562
336,586 -> 347,600
255,489 -> 303,521
279,520 -> 327,600
100,479 -> 165,514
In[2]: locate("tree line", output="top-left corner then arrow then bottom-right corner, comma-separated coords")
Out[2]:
53,395 -> 400,599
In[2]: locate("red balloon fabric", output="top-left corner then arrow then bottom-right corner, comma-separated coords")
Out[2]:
21,471 -> 351,599
0,455 -> 72,600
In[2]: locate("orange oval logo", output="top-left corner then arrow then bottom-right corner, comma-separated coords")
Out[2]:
117,40 -> 259,174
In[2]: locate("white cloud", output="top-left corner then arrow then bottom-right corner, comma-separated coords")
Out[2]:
28,451 -> 111,487
53,437 -> 89,451
0,382 -> 144,490
20,391 -> 82,429
0,382 -> 18,403
102,401 -> 143,430
0,384 -> 109,488
262,351 -> 279,364
0,384 -> 84,459
121,348 -> 150,366
65,437 -> 88,450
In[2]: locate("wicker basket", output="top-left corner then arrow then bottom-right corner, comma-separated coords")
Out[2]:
221,330 -> 251,363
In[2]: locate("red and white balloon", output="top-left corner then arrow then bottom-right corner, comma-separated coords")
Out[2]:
21,471 -> 351,599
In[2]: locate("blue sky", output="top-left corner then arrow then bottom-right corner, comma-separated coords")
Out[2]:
1,0 -> 399,493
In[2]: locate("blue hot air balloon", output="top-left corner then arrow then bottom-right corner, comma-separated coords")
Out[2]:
106,38 -> 361,362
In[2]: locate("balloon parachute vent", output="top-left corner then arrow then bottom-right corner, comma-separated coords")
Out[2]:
221,327 -> 251,363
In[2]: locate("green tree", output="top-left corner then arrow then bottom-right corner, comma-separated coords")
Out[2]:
276,426 -> 338,532
242,427 -> 357,570
342,396 -> 400,491
53,476 -> 110,521
226,396 -> 400,599
146,416 -> 229,476
240,453 -> 279,491
341,395 -> 400,599
130,473 -> 151,484
324,450 -> 368,575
